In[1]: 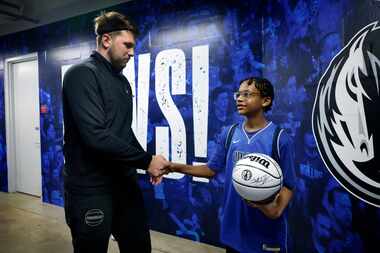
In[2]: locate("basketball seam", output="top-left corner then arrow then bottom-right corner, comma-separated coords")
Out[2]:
232,178 -> 282,189
235,164 -> 281,179
272,160 -> 282,183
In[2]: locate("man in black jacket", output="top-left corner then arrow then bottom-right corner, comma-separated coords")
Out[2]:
62,11 -> 168,253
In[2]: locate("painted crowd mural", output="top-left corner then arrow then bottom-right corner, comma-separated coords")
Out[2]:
0,0 -> 379,251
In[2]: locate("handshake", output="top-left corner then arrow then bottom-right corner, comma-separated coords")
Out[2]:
147,155 -> 173,185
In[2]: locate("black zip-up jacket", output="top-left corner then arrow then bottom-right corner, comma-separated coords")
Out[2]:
62,51 -> 152,190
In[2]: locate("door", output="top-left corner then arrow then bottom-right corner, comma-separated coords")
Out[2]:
11,58 -> 42,196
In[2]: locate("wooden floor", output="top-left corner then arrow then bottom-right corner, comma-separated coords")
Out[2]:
0,192 -> 224,253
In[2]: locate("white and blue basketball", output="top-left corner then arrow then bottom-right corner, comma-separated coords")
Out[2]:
232,153 -> 283,203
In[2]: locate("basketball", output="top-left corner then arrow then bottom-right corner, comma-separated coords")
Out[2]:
232,153 -> 283,203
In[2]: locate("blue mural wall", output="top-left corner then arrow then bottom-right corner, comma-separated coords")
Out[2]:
0,0 -> 379,251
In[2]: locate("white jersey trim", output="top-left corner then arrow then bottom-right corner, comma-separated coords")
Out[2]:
241,121 -> 273,144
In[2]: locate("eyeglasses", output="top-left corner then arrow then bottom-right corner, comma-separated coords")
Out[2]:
233,91 -> 261,100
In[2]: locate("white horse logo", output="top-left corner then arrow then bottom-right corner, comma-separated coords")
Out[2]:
313,22 -> 380,206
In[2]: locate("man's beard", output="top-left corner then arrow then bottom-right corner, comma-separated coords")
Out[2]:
109,49 -> 127,71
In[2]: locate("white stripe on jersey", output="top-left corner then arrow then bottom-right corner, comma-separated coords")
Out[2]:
241,121 -> 273,144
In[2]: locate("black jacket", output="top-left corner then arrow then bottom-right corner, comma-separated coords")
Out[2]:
62,51 -> 152,190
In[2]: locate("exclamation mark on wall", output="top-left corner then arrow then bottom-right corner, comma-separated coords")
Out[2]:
192,45 -> 209,183
192,45 -> 209,159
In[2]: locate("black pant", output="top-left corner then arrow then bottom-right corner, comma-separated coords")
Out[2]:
64,176 -> 151,253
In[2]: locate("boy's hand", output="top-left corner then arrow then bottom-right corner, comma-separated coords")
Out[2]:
244,194 -> 279,209
245,199 -> 258,208
167,162 -> 175,173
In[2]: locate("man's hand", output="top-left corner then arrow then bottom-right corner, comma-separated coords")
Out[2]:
150,161 -> 173,185
150,175 -> 163,185
148,155 -> 170,177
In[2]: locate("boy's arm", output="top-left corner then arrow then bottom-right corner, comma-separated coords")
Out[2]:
246,186 -> 293,219
169,163 -> 216,178
248,129 -> 296,219
160,125 -> 230,181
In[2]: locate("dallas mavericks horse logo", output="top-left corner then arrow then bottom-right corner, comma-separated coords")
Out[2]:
312,22 -> 380,206
242,170 -> 253,181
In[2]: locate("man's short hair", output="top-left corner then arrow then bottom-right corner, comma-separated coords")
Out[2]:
239,77 -> 274,112
94,11 -> 139,47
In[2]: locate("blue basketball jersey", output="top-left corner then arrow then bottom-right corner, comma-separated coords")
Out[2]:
208,121 -> 296,253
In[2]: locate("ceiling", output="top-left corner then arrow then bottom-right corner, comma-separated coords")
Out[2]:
0,0 -> 130,36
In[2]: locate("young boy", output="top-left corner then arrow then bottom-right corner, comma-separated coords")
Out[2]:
168,77 -> 296,253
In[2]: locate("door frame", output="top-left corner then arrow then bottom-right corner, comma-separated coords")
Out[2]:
4,52 -> 41,195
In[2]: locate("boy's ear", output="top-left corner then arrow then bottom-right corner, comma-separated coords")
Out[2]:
262,96 -> 271,108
